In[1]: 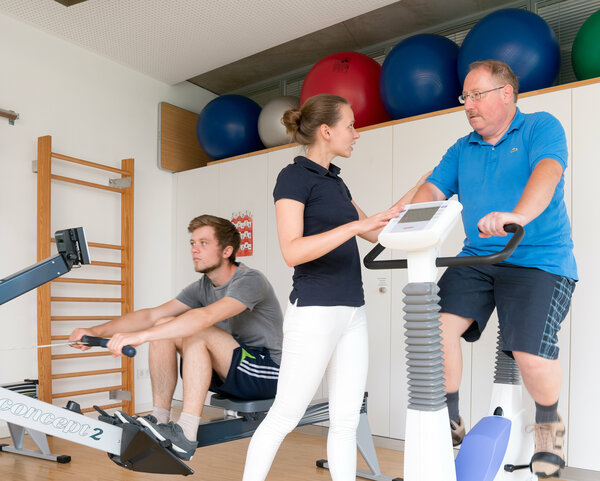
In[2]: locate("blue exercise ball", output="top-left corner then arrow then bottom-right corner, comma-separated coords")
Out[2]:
196,95 -> 264,161
380,34 -> 461,119
457,9 -> 560,93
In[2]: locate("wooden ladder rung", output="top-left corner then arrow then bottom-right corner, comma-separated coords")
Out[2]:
52,351 -> 112,360
52,385 -> 124,399
52,237 -> 124,251
81,402 -> 123,414
52,368 -> 125,380
51,335 -> 69,341
51,316 -> 117,321
52,278 -> 124,285
91,260 -> 124,268
51,174 -> 125,193
51,297 -> 123,302
87,241 -> 124,250
51,152 -> 131,175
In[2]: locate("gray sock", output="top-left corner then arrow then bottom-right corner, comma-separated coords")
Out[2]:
535,400 -> 559,423
446,391 -> 460,423
177,411 -> 200,442
152,406 -> 171,424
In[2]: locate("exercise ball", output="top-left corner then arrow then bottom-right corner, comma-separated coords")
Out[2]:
457,9 -> 560,93
257,96 -> 300,147
572,9 -> 600,81
380,34 -> 461,119
196,95 -> 264,161
300,51 -> 390,128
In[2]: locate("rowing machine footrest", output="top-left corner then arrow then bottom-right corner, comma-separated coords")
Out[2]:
108,423 -> 194,476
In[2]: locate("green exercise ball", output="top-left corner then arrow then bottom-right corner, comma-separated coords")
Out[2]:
572,9 -> 600,80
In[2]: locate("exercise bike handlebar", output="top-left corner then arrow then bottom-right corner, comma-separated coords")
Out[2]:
363,223 -> 524,270
81,335 -> 137,358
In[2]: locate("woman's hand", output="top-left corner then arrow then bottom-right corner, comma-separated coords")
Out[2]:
356,204 -> 402,235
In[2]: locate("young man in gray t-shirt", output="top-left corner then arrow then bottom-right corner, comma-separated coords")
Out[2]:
69,215 -> 283,461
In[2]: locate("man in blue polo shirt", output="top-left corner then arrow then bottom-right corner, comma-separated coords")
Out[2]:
412,59 -> 577,479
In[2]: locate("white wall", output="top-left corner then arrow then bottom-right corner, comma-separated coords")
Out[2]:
0,11 -> 215,433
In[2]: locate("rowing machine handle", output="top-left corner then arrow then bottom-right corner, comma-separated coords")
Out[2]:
81,335 -> 137,358
364,223 -> 524,270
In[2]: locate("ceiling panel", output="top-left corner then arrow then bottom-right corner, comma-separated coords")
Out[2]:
0,0 -> 398,85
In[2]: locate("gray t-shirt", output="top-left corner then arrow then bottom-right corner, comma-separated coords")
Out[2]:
176,263 -> 283,364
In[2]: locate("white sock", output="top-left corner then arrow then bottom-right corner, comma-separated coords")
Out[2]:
152,406 -> 171,424
177,411 -> 200,442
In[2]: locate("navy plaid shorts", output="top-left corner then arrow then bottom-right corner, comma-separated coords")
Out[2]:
438,263 -> 576,360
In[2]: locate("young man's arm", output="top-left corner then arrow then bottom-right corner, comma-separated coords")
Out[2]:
105,297 -> 248,356
68,298 -> 191,350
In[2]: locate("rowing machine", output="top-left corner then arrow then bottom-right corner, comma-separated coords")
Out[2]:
1,226 -> 398,479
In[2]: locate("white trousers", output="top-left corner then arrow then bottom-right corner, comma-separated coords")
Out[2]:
242,302 -> 369,481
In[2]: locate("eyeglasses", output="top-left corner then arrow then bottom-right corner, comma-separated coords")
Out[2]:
458,86 -> 506,104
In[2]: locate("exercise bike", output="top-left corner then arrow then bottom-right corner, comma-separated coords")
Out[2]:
0,226 -> 400,479
364,200 -> 540,481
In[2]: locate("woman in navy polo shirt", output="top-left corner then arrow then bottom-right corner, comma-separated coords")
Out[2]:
242,94 -> 426,481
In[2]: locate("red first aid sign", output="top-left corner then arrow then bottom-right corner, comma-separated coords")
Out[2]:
232,211 -> 253,257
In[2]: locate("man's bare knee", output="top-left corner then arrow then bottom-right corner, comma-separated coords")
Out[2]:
513,351 -> 558,373
440,313 -> 473,338
183,325 -> 232,345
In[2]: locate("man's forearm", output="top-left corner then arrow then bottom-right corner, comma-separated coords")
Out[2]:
411,182 -> 446,203
90,309 -> 157,337
513,158 -> 563,225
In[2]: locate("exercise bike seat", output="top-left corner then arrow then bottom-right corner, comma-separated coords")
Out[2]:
209,393 -> 275,413
455,415 -> 511,481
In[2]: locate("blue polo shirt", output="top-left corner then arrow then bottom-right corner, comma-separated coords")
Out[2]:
428,108 -> 577,280
273,156 -> 365,307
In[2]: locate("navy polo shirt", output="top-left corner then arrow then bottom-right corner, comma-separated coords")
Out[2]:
273,156 -> 365,307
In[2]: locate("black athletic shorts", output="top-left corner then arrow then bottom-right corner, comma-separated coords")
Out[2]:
181,341 -> 280,400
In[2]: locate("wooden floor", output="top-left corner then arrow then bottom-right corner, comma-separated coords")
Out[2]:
0,427 -> 570,481
0,431 -> 405,481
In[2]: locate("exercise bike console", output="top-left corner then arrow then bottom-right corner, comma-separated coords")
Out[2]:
379,200 -> 463,251
365,201 -> 530,481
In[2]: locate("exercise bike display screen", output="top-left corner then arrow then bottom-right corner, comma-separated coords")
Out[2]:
378,200 -> 463,251
398,206 -> 440,224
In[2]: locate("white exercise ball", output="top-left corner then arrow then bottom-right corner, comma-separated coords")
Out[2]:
258,96 -> 300,148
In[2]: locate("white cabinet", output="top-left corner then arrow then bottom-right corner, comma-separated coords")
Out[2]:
266,148 -> 298,313
336,127 -> 395,437
570,82 -> 600,471
217,154 -> 270,273
173,164 -> 220,292
390,110 -> 472,439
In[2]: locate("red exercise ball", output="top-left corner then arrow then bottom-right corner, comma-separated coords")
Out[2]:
300,51 -> 390,128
